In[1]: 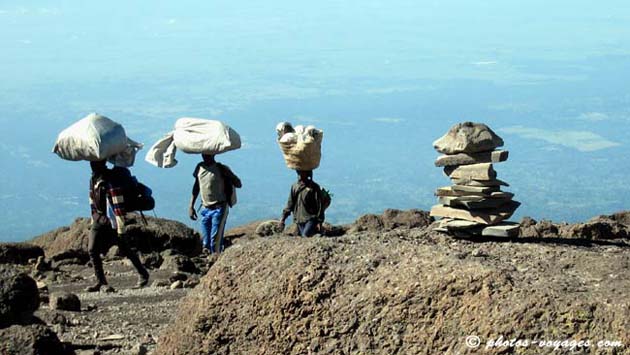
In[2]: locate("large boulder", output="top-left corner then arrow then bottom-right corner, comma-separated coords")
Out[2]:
155,233 -> 630,354
30,216 -> 202,262
0,324 -> 69,355
563,212 -> 630,240
519,212 -> 630,240
433,121 -> 504,154
255,220 -> 284,237
49,293 -> 81,312
348,209 -> 433,233
0,243 -> 45,265
0,266 -> 39,328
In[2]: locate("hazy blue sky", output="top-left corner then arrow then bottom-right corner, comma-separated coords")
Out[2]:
2,1 -> 630,240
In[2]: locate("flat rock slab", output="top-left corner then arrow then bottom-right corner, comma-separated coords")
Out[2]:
433,122 -> 504,154
441,219 -> 483,230
435,187 -> 515,200
482,222 -> 520,237
438,196 -> 509,210
430,201 -> 521,225
444,163 -> 497,181
489,191 -> 514,200
451,184 -> 500,194
435,186 -> 487,197
451,178 -> 509,187
435,150 -> 509,167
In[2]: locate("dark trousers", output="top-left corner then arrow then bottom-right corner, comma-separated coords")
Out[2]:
297,219 -> 318,237
89,227 -> 148,285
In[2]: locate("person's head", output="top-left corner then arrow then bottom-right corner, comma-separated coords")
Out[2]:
202,154 -> 216,164
296,170 -> 313,182
89,160 -> 108,175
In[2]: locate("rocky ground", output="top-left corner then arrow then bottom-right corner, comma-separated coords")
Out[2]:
1,209 -> 630,354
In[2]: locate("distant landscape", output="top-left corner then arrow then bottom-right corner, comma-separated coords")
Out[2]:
1,1 -> 630,240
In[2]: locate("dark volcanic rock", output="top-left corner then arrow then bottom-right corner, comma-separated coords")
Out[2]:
349,213 -> 384,232
156,232 -> 630,355
255,220 -> 284,237
0,243 -> 44,265
519,212 -> 630,240
49,293 -> 81,312
349,209 -> 433,233
0,266 -> 39,328
160,254 -> 198,274
0,324 -> 69,355
30,216 -> 202,261
564,213 -> 630,240
381,209 -> 433,230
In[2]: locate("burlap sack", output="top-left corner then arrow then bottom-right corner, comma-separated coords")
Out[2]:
278,133 -> 323,171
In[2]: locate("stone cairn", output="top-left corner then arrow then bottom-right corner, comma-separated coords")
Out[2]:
430,122 -> 520,237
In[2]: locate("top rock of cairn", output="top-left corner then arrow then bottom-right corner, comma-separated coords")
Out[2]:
433,121 -> 504,155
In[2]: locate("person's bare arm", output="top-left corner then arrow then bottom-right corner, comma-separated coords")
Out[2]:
189,178 -> 200,220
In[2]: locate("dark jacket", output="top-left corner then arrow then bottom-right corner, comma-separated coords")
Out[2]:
283,180 -> 325,224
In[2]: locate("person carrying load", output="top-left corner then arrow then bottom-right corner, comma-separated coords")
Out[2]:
52,113 -> 149,292
189,154 -> 242,254
145,118 -> 242,254
87,160 -> 150,292
280,170 -> 325,237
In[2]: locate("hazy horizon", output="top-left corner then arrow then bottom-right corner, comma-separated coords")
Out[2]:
2,1 -> 630,241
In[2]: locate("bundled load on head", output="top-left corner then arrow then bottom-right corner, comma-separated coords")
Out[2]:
145,118 -> 241,168
276,122 -> 324,171
430,122 -> 521,237
52,113 -> 142,167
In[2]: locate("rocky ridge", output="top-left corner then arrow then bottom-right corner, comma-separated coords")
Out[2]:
1,210 -> 629,354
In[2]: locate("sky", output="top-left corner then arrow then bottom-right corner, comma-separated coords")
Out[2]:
1,1 -> 630,241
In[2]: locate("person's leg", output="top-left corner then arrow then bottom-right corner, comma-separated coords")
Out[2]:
301,219 -> 317,237
117,234 -> 149,287
88,228 -> 107,286
297,222 -> 306,237
199,208 -> 213,251
214,205 -> 229,253
209,206 -> 227,254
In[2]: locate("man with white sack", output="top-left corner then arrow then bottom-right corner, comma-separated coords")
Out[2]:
189,153 -> 241,254
145,118 -> 242,254
53,113 -> 150,292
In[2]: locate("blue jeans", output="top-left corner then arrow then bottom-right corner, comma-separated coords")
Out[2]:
298,219 -> 318,237
200,204 -> 229,253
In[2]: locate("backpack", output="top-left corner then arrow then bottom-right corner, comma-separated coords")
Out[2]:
321,187 -> 332,210
110,167 -> 155,212
217,163 -> 239,207
296,182 -> 332,215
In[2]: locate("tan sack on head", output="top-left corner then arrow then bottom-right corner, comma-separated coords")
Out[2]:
53,113 -> 128,161
173,118 -> 241,155
277,123 -> 323,171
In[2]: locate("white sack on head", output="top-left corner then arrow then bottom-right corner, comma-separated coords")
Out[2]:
53,113 -> 129,162
276,121 -> 323,171
145,118 -> 240,168
145,132 -> 178,168
109,138 -> 143,167
173,118 -> 241,155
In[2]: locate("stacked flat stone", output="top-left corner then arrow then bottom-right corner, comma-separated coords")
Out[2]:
430,122 -> 521,237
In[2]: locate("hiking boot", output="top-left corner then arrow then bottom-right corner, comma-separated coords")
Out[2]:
85,283 -> 103,292
85,283 -> 115,293
132,275 -> 149,289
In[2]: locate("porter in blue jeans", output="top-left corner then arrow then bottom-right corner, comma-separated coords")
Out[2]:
189,154 -> 242,254
199,204 -> 229,252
